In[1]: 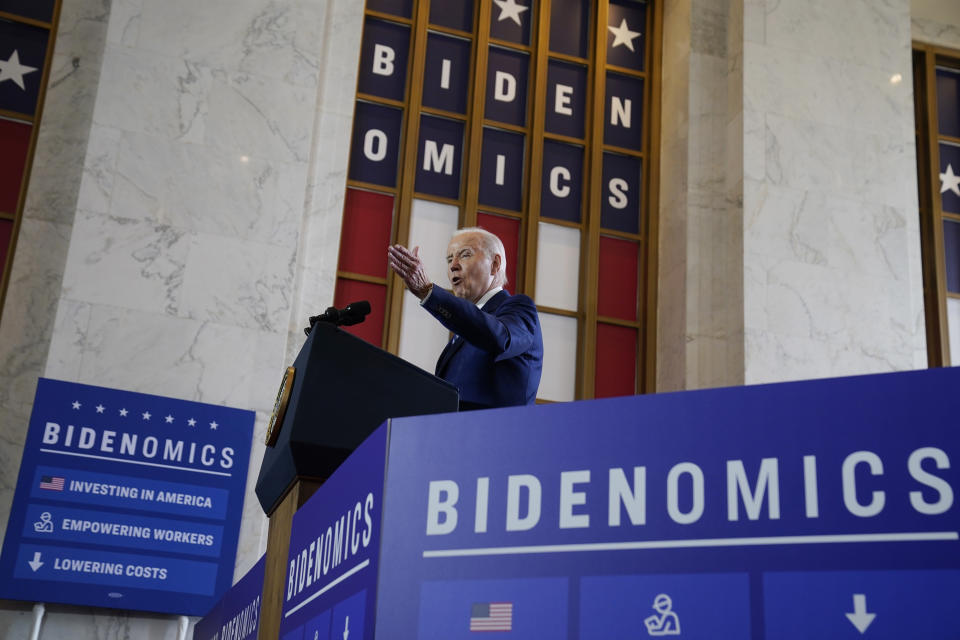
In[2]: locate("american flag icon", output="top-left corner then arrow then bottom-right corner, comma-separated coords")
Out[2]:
39,475 -> 65,491
470,602 -> 513,632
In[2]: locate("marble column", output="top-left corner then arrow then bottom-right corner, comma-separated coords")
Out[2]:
657,0 -> 746,391
0,0 -> 363,635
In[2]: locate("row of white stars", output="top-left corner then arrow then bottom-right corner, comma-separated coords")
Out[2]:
70,400 -> 218,429
492,0 -> 643,54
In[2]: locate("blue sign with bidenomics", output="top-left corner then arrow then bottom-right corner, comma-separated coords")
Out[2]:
375,368 -> 960,638
279,423 -> 387,640
0,378 -> 253,616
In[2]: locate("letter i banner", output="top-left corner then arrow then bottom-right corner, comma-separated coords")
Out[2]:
0,378 -> 254,616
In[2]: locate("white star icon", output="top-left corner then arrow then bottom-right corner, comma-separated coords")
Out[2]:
608,18 -> 641,52
494,0 -> 529,26
941,163 -> 960,197
96,404 -> 105,414
188,418 -> 197,427
72,401 -> 81,410
210,421 -> 219,430
0,50 -> 38,91
165,415 -> 174,424
142,411 -> 152,421
119,408 -> 128,417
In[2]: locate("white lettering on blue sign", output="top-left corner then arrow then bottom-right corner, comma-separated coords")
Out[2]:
555,84 -> 573,116
611,96 -> 631,128
423,140 -> 455,175
424,448 -> 954,535
494,71 -> 516,103
42,422 -> 234,470
220,594 -> 261,640
440,59 -> 452,89
286,492 -> 375,602
608,178 -> 629,209
549,166 -> 571,198
372,44 -> 395,76
363,129 -> 388,162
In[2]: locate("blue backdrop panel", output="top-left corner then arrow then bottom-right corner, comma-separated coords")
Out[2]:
606,0 -> 646,71
422,33 -> 472,115
545,60 -> 587,139
489,0 -> 534,45
418,577 -> 567,639
764,571 -> 960,639
580,574 -> 750,639
601,152 -> 642,233
349,101 -> 403,188
429,0 -> 473,32
549,0 -> 590,58
0,378 -> 253,616
604,72 -> 644,151
375,368 -> 960,638
485,46 -> 529,126
940,141 -> 960,215
479,127 -> 525,212
279,425 -> 387,640
0,19 -> 49,116
0,0 -> 56,22
357,18 -> 410,102
415,115 -> 464,200
540,139 -> 583,223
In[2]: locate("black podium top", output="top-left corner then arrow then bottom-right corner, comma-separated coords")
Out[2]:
255,321 -> 459,514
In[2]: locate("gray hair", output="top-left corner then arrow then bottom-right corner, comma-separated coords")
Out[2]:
452,226 -> 508,286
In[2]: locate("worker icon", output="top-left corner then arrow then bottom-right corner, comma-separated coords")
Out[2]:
644,593 -> 681,636
33,512 -> 54,533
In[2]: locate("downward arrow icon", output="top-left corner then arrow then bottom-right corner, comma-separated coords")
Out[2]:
845,594 -> 876,634
28,552 -> 43,572
343,615 -> 350,640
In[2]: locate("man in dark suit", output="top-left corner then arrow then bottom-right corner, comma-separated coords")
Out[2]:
387,228 -> 543,410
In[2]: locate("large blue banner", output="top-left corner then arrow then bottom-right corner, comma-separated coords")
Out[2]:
375,368 -> 960,638
278,424 -> 388,640
0,378 -> 254,616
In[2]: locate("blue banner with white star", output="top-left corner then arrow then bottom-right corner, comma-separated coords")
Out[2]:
0,18 -> 49,117
0,378 -> 254,616
607,0 -> 646,71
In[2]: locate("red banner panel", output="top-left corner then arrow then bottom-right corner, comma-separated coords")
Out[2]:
597,235 -> 639,320
595,322 -> 637,398
339,188 -> 394,278
477,212 -> 520,291
333,278 -> 387,347
0,119 -> 32,213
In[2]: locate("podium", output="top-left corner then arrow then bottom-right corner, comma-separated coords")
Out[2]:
254,321 -> 458,638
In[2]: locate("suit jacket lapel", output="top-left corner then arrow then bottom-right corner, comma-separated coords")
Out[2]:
435,333 -> 465,376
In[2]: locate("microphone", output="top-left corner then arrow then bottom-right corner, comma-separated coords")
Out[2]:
304,300 -> 371,335
339,300 -> 371,326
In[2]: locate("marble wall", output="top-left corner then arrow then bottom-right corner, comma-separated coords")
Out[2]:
741,0 -> 927,383
0,0 -> 362,636
659,0 -> 929,389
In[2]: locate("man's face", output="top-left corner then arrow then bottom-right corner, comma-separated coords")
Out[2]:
446,232 -> 499,302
